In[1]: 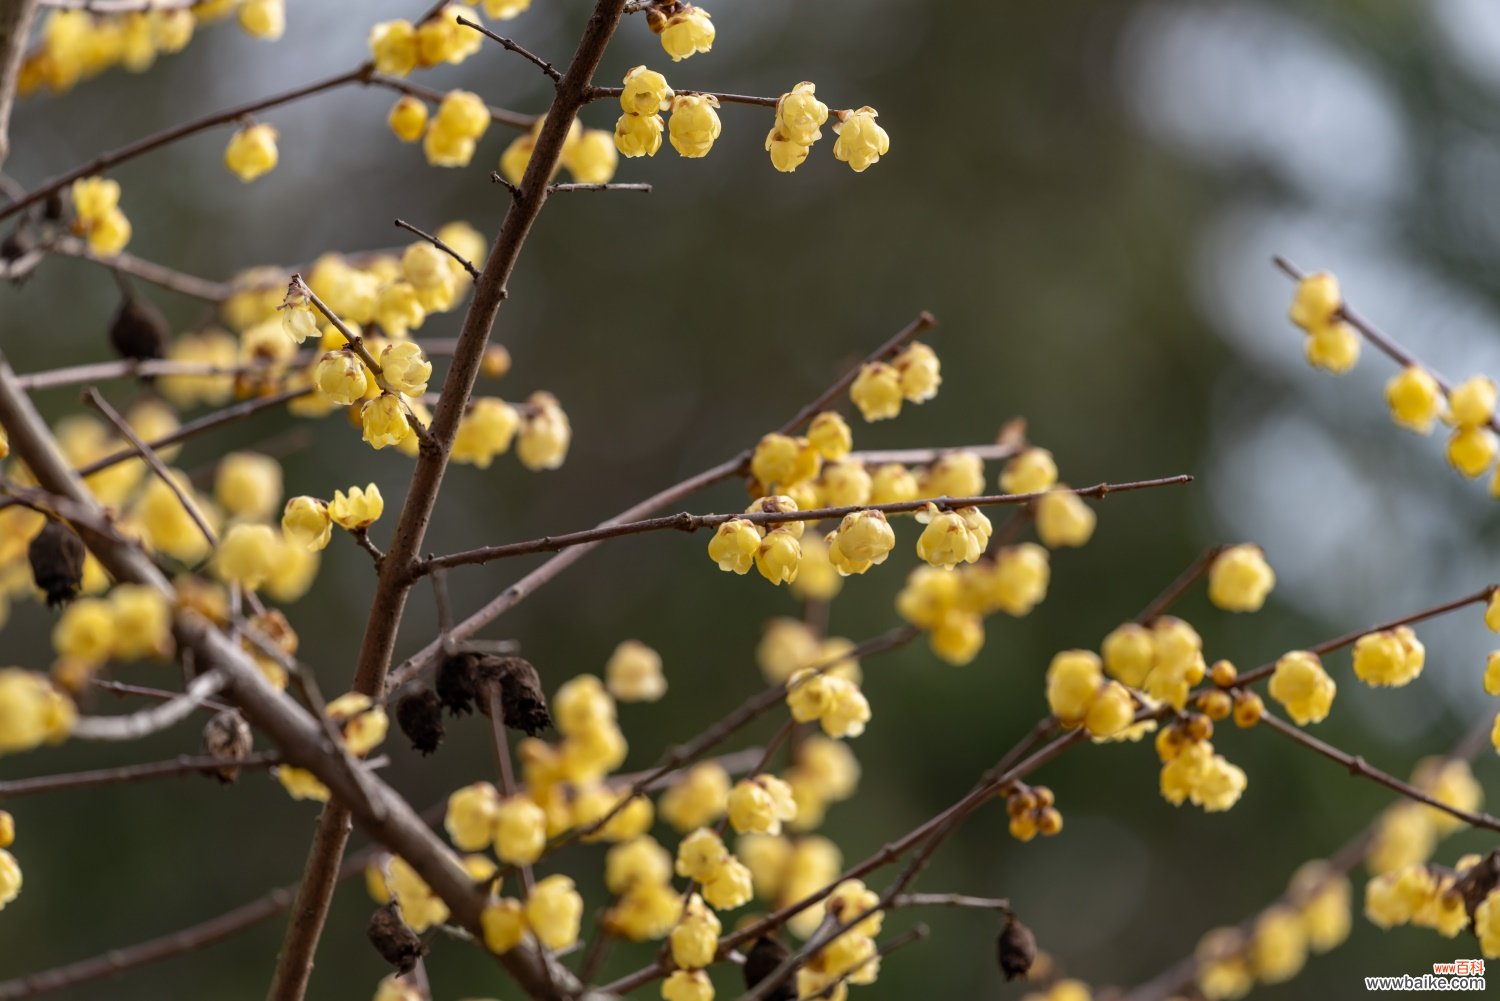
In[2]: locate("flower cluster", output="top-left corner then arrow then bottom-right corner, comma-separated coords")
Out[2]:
224,123 -> 279,182
70,177 -> 131,256
368,2 -> 525,80
849,342 -> 940,421
675,827 -> 754,910
1156,715 -> 1248,813
1005,783 -> 1063,842
1288,270 -> 1500,491
799,879 -> 886,998
1192,861 -> 1351,999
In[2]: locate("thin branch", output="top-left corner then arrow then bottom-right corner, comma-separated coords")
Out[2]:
843,443 -> 1021,466
36,0 -> 196,9
1234,585 -> 1495,687
457,15 -> 561,81
0,68 -> 370,224
414,474 -> 1194,576
83,386 -> 218,549
18,356 -> 272,392
1258,711 -> 1500,834
367,72 -> 536,130
1274,256 -> 1500,436
46,235 -> 231,300
70,670 -> 227,741
394,218 -> 480,280
890,893 -> 1011,913
1136,545 -> 1228,624
547,182 -> 652,194
0,0 -> 37,168
0,751 -> 279,800
92,677 -> 235,715
778,311 -> 936,435
587,85 -> 779,109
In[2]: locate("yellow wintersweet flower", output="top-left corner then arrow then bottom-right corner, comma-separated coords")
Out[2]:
1000,448 -> 1058,495
606,836 -> 673,894
380,341 -> 431,397
1207,544 -> 1275,613
1351,627 -> 1424,688
495,795 -> 548,863
921,451 -> 984,498
215,524 -> 278,589
274,765 -> 329,803
656,5 -> 714,61
483,0 -> 531,19
1101,622 -> 1155,689
0,669 -> 75,754
370,20 -> 418,76
516,392 -> 571,470
1446,426 -> 1495,478
819,462 -> 871,507
868,464 -> 918,505
827,509 -> 895,576
108,584 -> 170,660
1385,366 -> 1442,433
281,496 -> 332,552
702,856 -> 753,910
417,7 -> 483,66
915,508 -> 983,570
1304,322 -> 1359,373
894,341 -> 940,402
727,775 -> 797,836
849,362 -> 902,421
387,855 -> 448,932
615,112 -> 664,158
159,329 -> 238,407
1046,650 -> 1103,725
481,896 -> 527,953
329,484 -> 383,531
987,543 -> 1051,616
0,849 -> 19,910
326,692 -> 386,756
621,66 -> 674,115
444,781 -> 500,851
1450,375 -> 1497,428
563,128 -> 618,184
1290,862 -> 1351,952
766,128 -> 811,173
525,874 -> 583,950
361,395 -> 411,450
314,350 -> 370,406
1083,681 -> 1135,738
660,763 -> 731,832
387,96 -> 428,143
606,640 -> 666,703
776,81 -> 828,145
668,94 -> 721,158
1476,891 -> 1500,956
663,970 -> 714,1001
70,176 -> 131,255
237,0 -> 284,40
669,893 -> 720,968
52,597 -> 114,662
1289,272 -> 1341,331
805,412 -> 853,461
1267,650 -> 1336,725
452,397 -> 520,467
214,452 -> 282,521
832,107 -> 889,172
224,124 -> 279,182
1035,487 -> 1096,548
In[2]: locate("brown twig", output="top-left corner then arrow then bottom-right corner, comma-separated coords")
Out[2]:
46,235 -> 232,300
414,474 -> 1194,576
547,182 -> 652,194
83,386 -> 217,549
457,14 -> 561,80
1233,585 -> 1496,688
394,218 -> 480,280
587,85 -> 779,109
1135,545 -> 1227,624
0,751 -> 278,800
0,0 -> 37,168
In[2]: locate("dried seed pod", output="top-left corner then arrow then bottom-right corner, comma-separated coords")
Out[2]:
476,655 -> 552,736
996,913 -> 1037,981
743,935 -> 796,1001
367,902 -> 425,973
201,709 -> 252,784
0,227 -> 35,262
1456,850 -> 1500,920
436,651 -> 479,716
28,518 -> 86,608
108,291 -> 170,366
395,687 -> 444,755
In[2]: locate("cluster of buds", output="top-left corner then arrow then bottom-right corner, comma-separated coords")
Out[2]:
1004,783 -> 1063,842
1155,713 -> 1246,813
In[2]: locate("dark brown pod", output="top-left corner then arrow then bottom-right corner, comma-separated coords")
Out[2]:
201,709 -> 252,784
28,518 -> 86,608
367,903 -> 425,973
395,687 -> 445,755
435,651 -> 479,716
743,935 -> 796,1001
108,292 -> 170,365
475,655 -> 552,736
996,913 -> 1037,981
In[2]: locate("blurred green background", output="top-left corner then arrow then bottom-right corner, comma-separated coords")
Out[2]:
5,0 -> 1500,997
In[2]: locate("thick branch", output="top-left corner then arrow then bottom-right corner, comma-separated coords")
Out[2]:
0,0 -> 37,168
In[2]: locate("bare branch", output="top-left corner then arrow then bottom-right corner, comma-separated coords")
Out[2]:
457,14 -> 561,81
70,670 -> 227,742
394,218 -> 480,280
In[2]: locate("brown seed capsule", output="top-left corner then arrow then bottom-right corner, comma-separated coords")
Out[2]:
435,651 -> 479,716
108,291 -> 170,367
201,709 -> 252,784
395,687 -> 444,755
996,913 -> 1037,981
476,655 -> 552,736
742,935 -> 796,1001
28,518 -> 86,608
367,902 -> 426,973
1036,806 -> 1064,836
1454,850 -> 1500,920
